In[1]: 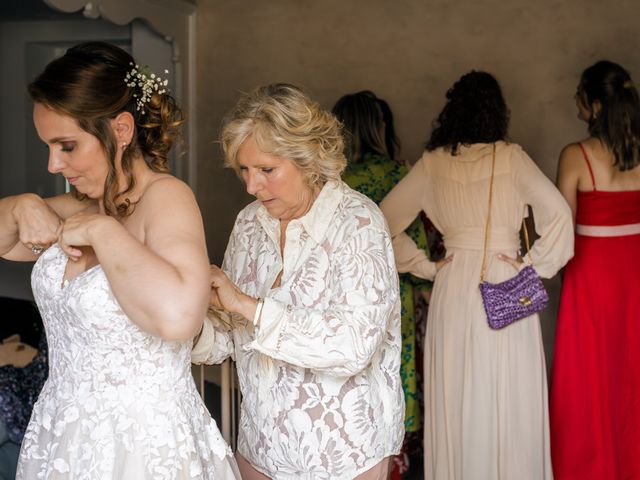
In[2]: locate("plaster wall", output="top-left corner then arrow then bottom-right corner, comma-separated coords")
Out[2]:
195,0 -> 639,364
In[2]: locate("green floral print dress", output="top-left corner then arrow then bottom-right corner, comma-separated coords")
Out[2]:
342,153 -> 431,432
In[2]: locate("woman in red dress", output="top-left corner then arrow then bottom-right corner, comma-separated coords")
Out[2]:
551,60 -> 640,479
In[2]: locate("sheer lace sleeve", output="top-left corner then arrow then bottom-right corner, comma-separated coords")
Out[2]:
191,309 -> 235,365
246,225 -> 399,377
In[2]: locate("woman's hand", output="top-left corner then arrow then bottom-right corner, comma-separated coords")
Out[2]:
435,254 -> 453,272
13,193 -> 61,253
58,212 -> 114,261
209,265 -> 258,321
497,253 -> 524,271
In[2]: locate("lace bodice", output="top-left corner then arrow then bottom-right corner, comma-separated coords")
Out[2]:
17,245 -> 238,479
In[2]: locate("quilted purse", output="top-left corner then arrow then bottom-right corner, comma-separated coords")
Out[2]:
479,144 -> 549,329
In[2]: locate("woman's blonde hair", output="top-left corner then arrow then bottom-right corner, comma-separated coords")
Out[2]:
221,83 -> 346,187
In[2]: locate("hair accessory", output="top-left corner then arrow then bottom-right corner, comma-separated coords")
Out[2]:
623,79 -> 634,89
124,62 -> 169,115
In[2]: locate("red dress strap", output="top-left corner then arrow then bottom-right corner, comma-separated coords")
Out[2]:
578,142 -> 597,191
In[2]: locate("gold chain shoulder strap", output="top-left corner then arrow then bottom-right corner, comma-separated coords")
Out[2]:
480,143 -> 532,283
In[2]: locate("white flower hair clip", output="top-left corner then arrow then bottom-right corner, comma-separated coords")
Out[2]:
124,62 -> 169,115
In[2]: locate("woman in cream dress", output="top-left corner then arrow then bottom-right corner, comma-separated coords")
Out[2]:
380,71 -> 574,480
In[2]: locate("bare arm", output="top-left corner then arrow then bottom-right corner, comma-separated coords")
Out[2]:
191,225 -> 244,364
556,143 -> 582,225
0,192 -> 87,261
0,195 -> 30,259
59,178 -> 210,341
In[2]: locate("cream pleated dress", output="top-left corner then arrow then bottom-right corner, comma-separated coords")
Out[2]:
381,141 -> 574,480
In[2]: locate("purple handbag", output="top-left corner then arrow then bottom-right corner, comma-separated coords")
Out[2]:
478,144 -> 549,329
479,265 -> 549,329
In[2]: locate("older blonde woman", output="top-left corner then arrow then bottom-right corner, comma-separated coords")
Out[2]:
192,83 -> 404,479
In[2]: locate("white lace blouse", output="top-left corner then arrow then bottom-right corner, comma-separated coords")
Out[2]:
192,180 -> 404,479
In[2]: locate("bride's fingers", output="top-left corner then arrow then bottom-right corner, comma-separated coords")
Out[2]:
58,239 -> 83,261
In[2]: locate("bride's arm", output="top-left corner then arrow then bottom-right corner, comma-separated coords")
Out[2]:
0,192 -> 88,261
58,177 -> 210,341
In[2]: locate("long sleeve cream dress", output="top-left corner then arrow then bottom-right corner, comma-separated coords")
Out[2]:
380,141 -> 574,480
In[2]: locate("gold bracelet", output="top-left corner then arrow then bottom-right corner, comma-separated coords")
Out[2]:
254,297 -> 265,327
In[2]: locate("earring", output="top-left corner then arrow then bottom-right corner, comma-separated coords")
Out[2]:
121,142 -> 128,150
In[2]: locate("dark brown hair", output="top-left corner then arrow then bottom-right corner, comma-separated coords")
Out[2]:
28,41 -> 184,216
578,60 -> 640,171
426,71 -> 509,155
332,90 -> 389,163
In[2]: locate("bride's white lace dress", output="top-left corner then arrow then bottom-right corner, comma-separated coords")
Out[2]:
16,245 -> 240,479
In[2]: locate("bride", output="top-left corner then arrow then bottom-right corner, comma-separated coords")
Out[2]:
0,42 -> 239,479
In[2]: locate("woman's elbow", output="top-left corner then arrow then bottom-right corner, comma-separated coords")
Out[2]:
155,303 -> 207,341
343,356 -> 376,376
337,334 -> 388,376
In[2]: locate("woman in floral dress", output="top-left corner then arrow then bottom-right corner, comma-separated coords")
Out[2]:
332,90 -> 432,477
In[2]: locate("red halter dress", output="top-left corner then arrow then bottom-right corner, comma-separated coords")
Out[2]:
550,143 -> 640,479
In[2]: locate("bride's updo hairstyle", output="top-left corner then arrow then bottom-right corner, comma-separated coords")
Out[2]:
28,41 -> 184,217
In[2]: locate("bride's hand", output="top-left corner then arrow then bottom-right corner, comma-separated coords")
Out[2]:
58,213 -> 113,261
14,193 -> 61,254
